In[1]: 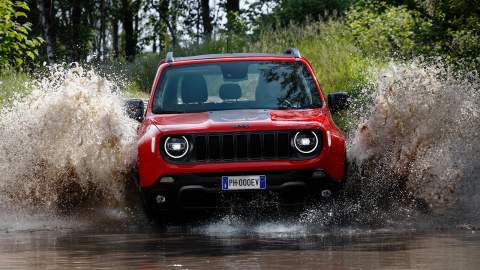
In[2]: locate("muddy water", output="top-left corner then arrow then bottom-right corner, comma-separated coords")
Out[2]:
1,227 -> 480,269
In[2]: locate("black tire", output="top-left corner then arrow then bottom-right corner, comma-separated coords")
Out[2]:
130,168 -> 169,226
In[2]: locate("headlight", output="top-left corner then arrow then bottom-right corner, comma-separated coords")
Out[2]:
164,136 -> 189,159
293,131 -> 319,154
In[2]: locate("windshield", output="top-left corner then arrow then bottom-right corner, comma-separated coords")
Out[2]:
152,61 -> 322,114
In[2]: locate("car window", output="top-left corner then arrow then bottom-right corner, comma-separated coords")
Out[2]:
152,61 -> 322,114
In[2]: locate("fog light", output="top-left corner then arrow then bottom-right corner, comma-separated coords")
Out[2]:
156,195 -> 166,204
312,170 -> 326,178
160,176 -> 175,183
321,189 -> 332,198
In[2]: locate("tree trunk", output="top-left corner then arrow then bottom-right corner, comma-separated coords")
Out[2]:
121,0 -> 136,61
37,0 -> 56,63
159,0 -> 177,50
99,0 -> 106,60
226,0 -> 240,14
201,0 -> 212,41
196,1 -> 201,45
170,0 -> 178,48
71,0 -> 82,61
134,13 -> 139,49
111,0 -> 119,58
152,33 -> 157,53
112,19 -> 119,58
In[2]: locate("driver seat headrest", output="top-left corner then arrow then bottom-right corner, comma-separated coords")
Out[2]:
219,83 -> 242,100
181,74 -> 208,103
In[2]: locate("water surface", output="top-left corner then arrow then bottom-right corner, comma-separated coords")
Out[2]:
1,225 -> 479,269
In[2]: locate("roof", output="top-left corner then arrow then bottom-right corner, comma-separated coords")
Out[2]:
164,48 -> 302,63
173,53 -> 295,62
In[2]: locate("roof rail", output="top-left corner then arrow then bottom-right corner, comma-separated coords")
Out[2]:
284,48 -> 301,58
166,51 -> 174,63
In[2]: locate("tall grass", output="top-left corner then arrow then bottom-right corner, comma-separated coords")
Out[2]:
123,20 -> 380,99
250,20 -> 378,94
0,69 -> 30,105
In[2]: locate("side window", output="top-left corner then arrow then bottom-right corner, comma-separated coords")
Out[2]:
301,65 -> 322,106
153,72 -> 181,111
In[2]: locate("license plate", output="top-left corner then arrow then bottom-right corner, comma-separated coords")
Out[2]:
222,175 -> 266,191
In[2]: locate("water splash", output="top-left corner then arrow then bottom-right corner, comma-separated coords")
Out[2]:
0,66 -> 137,223
348,61 -> 480,218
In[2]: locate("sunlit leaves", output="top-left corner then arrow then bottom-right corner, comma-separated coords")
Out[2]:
0,0 -> 42,68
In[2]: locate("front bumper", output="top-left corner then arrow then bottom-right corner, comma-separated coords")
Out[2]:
140,169 -> 341,211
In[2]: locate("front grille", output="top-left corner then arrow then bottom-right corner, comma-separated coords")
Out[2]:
161,130 -> 322,164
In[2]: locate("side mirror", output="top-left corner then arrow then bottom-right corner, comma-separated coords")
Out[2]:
125,99 -> 145,122
327,92 -> 350,114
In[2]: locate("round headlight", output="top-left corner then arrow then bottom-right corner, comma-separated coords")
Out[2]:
164,136 -> 189,159
293,131 -> 319,154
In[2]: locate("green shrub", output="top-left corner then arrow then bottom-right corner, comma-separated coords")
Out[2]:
448,28 -> 480,67
0,0 -> 43,68
123,53 -> 162,92
347,4 -> 432,58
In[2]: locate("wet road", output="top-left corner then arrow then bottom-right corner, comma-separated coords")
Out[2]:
1,226 -> 480,269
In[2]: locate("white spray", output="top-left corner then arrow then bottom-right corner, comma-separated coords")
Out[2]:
0,67 -> 137,215
349,62 -> 480,215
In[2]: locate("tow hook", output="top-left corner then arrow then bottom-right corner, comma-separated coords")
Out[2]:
156,195 -> 166,204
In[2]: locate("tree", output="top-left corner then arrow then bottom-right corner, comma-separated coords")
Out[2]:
111,0 -> 120,58
258,0 -> 352,26
224,0 -> 243,35
226,0 -> 240,14
70,0 -> 82,61
120,0 -> 137,61
35,0 -> 55,63
0,0 -> 43,67
201,0 -> 212,41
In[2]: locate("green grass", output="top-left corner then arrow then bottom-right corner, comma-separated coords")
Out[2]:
123,80 -> 150,99
124,20 -> 380,97
250,20 -> 378,95
0,69 -> 30,106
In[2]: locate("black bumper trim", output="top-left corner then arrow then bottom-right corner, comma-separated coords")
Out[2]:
140,169 -> 341,210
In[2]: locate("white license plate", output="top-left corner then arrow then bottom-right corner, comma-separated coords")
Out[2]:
221,175 -> 266,191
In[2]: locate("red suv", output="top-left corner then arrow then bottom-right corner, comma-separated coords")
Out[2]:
126,48 -> 349,220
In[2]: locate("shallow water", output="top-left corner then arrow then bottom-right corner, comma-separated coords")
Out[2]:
1,227 -> 479,269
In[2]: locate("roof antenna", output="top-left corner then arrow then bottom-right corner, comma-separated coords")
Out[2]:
166,51 -> 174,63
284,48 -> 301,58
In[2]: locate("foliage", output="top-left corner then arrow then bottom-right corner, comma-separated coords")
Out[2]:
250,0 -> 352,26
430,1 -> 480,65
347,3 -> 432,58
0,0 -> 42,68
122,53 -> 162,92
346,0 -> 480,67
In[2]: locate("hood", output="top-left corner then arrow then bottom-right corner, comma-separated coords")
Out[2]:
149,109 -> 328,133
